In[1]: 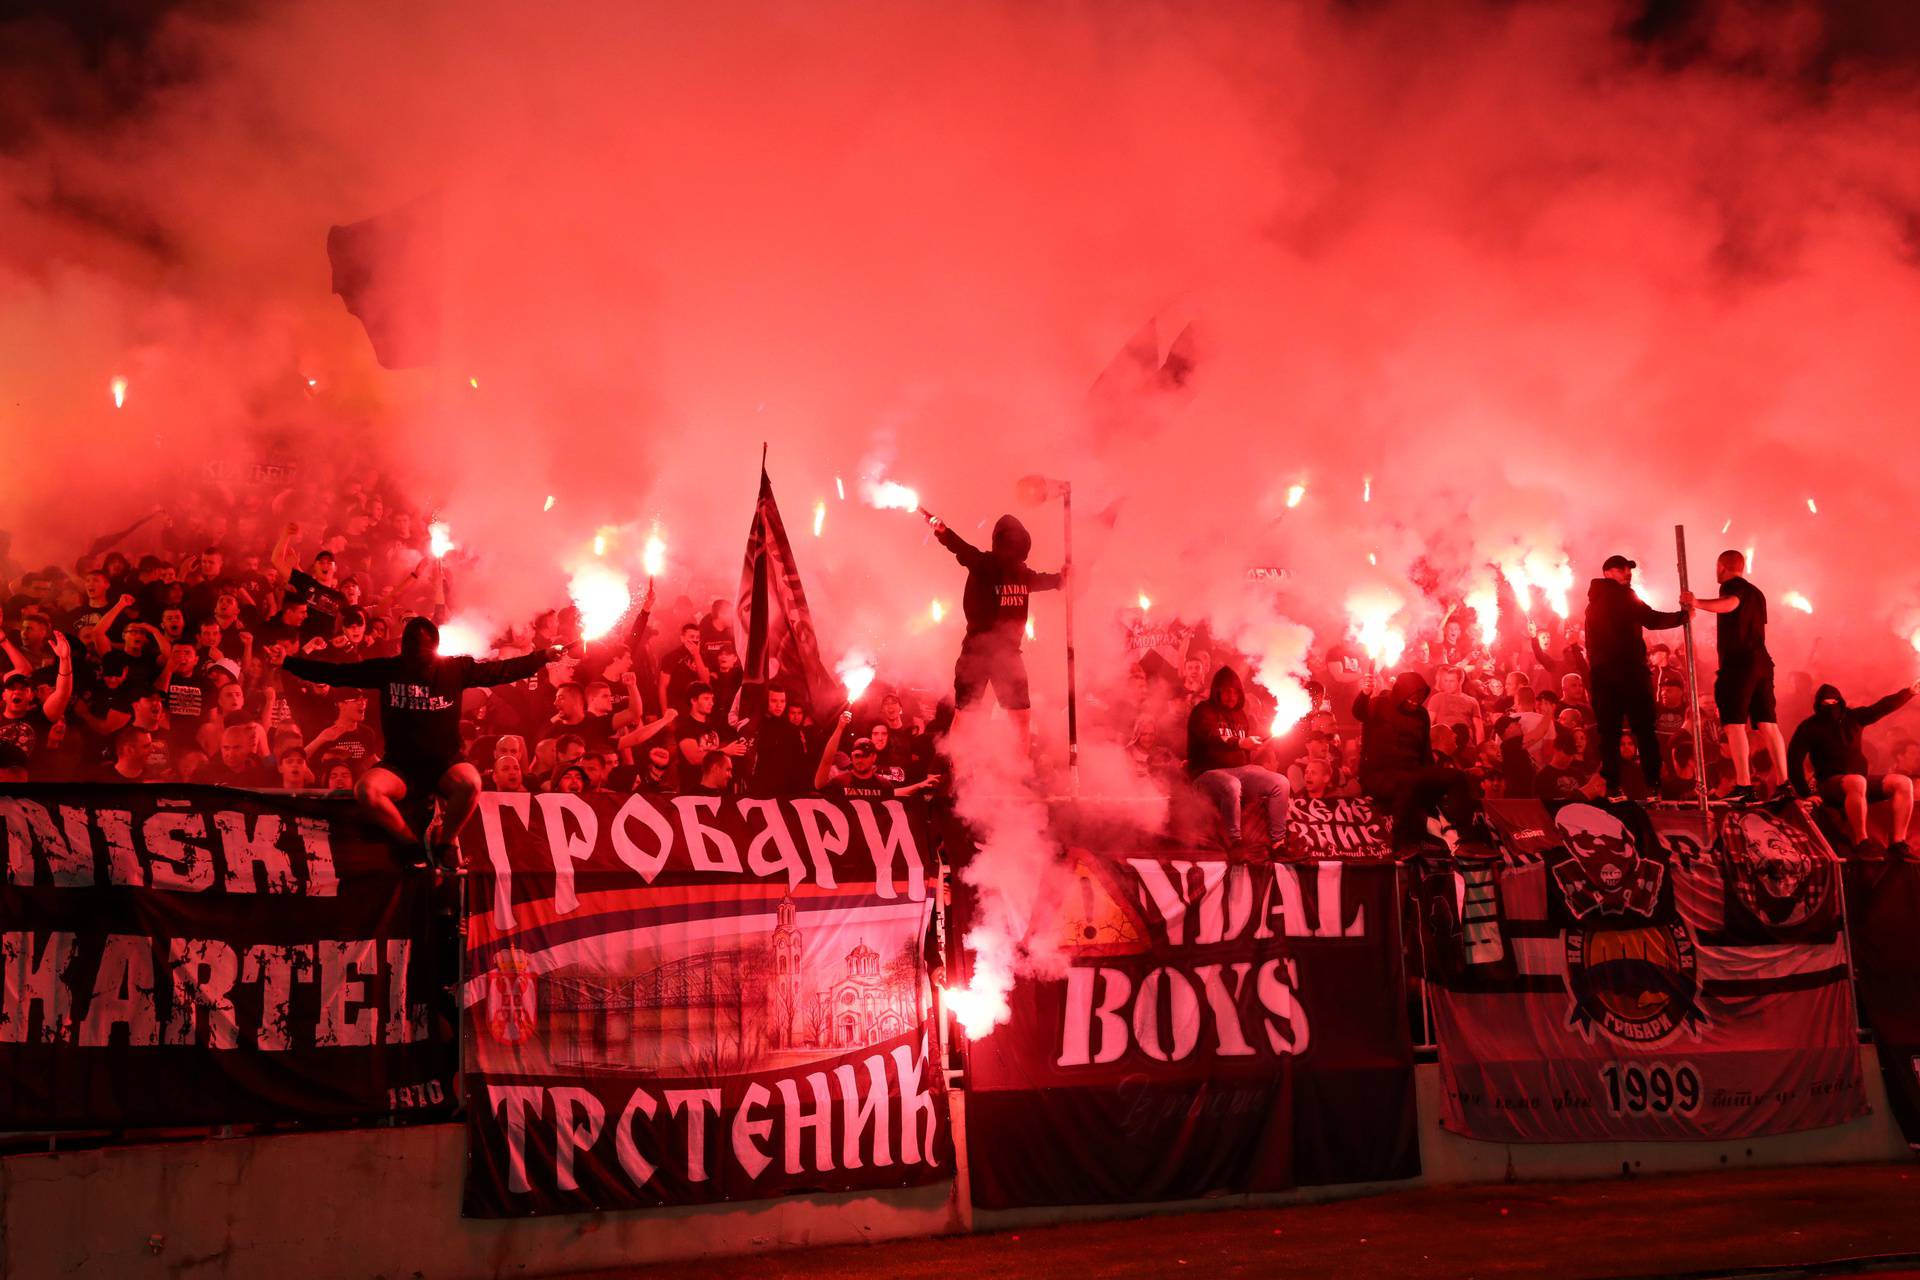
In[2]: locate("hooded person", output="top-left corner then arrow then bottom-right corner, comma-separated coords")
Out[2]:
1354,669 -> 1481,850
1186,665 -> 1291,854
281,616 -> 565,867
1582,555 -> 1689,800
1786,680 -> 1920,858
929,511 -> 1064,742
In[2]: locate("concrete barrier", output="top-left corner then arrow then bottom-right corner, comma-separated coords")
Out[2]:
3,1054 -> 1911,1279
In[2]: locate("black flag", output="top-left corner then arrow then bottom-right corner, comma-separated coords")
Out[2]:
327,196 -> 442,370
735,467 -> 840,721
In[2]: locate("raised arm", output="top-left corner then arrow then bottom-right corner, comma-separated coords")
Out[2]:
617,709 -> 678,752
1857,684 -> 1919,728
464,647 -> 559,689
42,633 -> 74,722
932,520 -> 986,569
280,653 -> 390,690
1030,567 -> 1065,593
1636,598 -> 1688,631
814,709 -> 852,790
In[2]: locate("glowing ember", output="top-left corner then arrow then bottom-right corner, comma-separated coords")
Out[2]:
568,564 -> 632,640
1346,588 -> 1406,668
1025,617 -> 1036,640
110,376 -> 127,409
469,376 -> 479,390
1367,551 -> 1378,566
1807,497 -> 1818,514
1745,544 -> 1756,571
1909,626 -> 1920,655
305,377 -> 318,389
1137,592 -> 1152,611
835,476 -> 845,500
1783,590 -> 1813,614
593,533 -> 606,557
838,656 -> 876,703
1721,517 -> 1732,534
863,478 -> 921,511
437,618 -> 488,656
929,599 -> 946,624
1285,483 -> 1307,509
642,527 -> 667,578
813,501 -> 826,537
543,495 -> 556,512
1362,475 -> 1372,503
428,521 -> 455,558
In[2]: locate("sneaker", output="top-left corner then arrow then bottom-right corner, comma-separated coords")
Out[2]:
1889,840 -> 1914,862
1725,784 -> 1757,805
1854,839 -> 1886,862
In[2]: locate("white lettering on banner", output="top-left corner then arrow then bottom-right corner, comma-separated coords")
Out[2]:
1126,860 -> 1366,946
316,939 -> 380,1047
78,935 -> 158,1048
1,799 -> 340,897
164,938 -> 240,1048
0,930 -> 73,1043
473,795 -> 926,931
1056,956 -> 1312,1067
486,1033 -> 944,1198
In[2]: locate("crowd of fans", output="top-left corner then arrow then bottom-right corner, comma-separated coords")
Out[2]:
5,475 -> 1918,859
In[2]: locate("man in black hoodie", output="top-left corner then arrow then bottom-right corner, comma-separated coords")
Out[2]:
931,512 -> 1064,742
1186,666 -> 1291,852
283,617 -> 562,865
1787,681 -> 1920,857
1583,554 -> 1689,800
1354,669 -> 1480,849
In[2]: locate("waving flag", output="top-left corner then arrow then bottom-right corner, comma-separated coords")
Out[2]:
735,465 -> 840,720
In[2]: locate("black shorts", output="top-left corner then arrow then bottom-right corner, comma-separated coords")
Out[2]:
1818,774 -> 1903,806
368,756 -> 459,798
954,634 -> 1031,712
1714,659 -> 1776,727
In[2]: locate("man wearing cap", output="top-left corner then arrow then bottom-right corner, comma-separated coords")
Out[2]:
1680,549 -> 1784,803
0,632 -> 71,765
1584,554 -> 1689,801
814,708 -> 943,801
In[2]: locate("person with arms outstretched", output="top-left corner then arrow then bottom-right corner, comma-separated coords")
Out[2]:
928,512 -> 1063,745
282,616 -> 562,867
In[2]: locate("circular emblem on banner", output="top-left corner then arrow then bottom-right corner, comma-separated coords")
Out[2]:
1565,919 -> 1699,1043
485,948 -> 539,1045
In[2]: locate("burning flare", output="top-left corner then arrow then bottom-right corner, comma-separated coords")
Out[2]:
946,931 -> 1016,1040
1137,592 -> 1152,611
812,501 -> 826,537
929,599 -> 946,624
1346,587 -> 1406,669
1782,590 -> 1813,614
568,564 -> 632,641
838,656 -> 877,704
543,495 -> 556,512
428,521 -> 456,559
862,478 -> 921,511
437,617 -> 487,657
1465,581 -> 1499,647
642,527 -> 667,579
110,376 -> 127,409
1498,550 -> 1575,619
1285,482 -> 1307,509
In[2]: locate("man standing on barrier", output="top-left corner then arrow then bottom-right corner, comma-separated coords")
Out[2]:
1681,549 -> 1785,802
1584,554 -> 1689,802
283,616 -> 564,868
1786,680 -> 1920,859
1354,669 -> 1482,850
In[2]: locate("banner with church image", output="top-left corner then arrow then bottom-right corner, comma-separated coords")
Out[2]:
459,792 -> 950,1218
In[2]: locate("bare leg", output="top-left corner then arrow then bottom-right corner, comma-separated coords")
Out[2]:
437,762 -> 484,851
1724,724 -> 1752,787
1756,723 -> 1788,788
1010,708 -> 1033,753
355,767 -> 418,843
1842,774 -> 1869,843
1888,774 -> 1914,843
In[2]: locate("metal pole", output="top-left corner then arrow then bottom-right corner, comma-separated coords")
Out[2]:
1062,482 -> 1080,798
1675,525 -> 1711,823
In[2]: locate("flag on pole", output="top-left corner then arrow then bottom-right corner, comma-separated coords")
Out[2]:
735,465 -> 840,721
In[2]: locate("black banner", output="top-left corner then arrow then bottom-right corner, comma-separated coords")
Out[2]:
1846,860 -> 1920,1146
0,785 -> 454,1128
953,839 -> 1418,1208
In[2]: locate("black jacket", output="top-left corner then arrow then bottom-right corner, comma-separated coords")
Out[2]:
282,649 -> 548,767
937,515 -> 1063,640
1353,671 -> 1434,790
1186,667 -> 1255,776
1786,683 -> 1914,791
1583,578 -> 1685,677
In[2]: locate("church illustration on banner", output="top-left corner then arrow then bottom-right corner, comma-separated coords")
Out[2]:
535,894 -> 921,1075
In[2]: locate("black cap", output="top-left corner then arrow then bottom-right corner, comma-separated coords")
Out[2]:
850,737 -> 877,757
1602,555 -> 1636,572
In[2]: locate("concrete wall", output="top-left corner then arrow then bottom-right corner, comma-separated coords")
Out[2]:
3,1054 -> 1911,1279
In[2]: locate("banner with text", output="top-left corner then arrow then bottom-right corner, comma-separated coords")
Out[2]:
1427,799 -> 1866,1142
955,838 -> 1418,1208
0,785 -> 453,1128
461,792 -> 950,1218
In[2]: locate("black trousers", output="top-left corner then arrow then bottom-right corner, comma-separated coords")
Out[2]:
1591,670 -> 1662,792
1369,765 -> 1479,849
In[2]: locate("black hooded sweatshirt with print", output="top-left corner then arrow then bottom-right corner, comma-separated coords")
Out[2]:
936,514 -> 1063,641
1186,667 -> 1256,775
1786,682 -> 1915,791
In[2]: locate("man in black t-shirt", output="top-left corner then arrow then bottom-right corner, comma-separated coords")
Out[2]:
1683,549 -> 1785,802
658,622 -> 709,714
812,709 -> 942,800
674,683 -> 744,791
